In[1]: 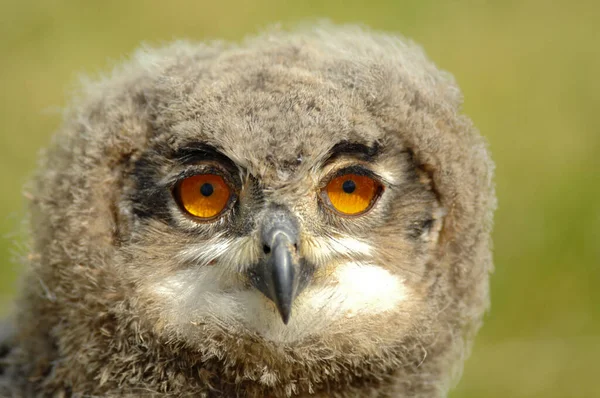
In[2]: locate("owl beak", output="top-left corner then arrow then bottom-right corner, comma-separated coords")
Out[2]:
265,230 -> 298,324
248,211 -> 311,324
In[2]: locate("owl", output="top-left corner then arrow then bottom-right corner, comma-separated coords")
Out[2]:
0,25 -> 495,397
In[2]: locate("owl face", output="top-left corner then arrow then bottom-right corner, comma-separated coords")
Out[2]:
118,75 -> 443,350
13,29 -> 494,396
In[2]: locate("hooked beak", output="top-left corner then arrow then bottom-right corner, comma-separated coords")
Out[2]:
247,209 -> 313,324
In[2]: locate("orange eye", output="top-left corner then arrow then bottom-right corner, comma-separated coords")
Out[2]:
323,173 -> 382,215
176,174 -> 231,219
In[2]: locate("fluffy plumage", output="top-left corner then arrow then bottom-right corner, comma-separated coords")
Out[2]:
0,25 -> 495,397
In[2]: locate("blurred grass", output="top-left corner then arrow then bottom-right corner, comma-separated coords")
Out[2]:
0,1 -> 598,397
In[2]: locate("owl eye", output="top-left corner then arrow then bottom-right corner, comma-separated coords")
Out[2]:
175,174 -> 232,219
323,173 -> 383,216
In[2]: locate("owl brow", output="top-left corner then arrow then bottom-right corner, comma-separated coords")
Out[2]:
171,143 -> 238,171
323,141 -> 381,165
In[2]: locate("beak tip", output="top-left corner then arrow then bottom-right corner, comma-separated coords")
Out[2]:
277,304 -> 292,325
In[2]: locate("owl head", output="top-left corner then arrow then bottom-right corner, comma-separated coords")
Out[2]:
13,25 -> 495,397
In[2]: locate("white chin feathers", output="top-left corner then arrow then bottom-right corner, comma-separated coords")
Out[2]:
152,260 -> 407,344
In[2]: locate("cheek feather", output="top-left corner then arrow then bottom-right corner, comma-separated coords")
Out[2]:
149,232 -> 405,343
325,237 -> 373,257
151,266 -> 245,324
150,256 -> 409,343
328,262 -> 406,317
303,236 -> 373,264
176,235 -> 258,270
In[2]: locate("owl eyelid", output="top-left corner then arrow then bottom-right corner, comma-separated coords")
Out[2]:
169,163 -> 241,192
321,165 -> 384,188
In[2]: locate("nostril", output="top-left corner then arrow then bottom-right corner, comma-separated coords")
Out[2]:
293,243 -> 298,251
263,245 -> 271,254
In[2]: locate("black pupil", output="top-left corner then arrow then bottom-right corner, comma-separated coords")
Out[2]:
342,180 -> 356,194
200,183 -> 214,197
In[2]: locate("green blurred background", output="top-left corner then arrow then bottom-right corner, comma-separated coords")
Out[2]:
1,0 -> 598,397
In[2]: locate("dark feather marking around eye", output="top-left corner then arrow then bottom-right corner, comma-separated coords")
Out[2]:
131,155 -> 173,222
129,142 -> 250,237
